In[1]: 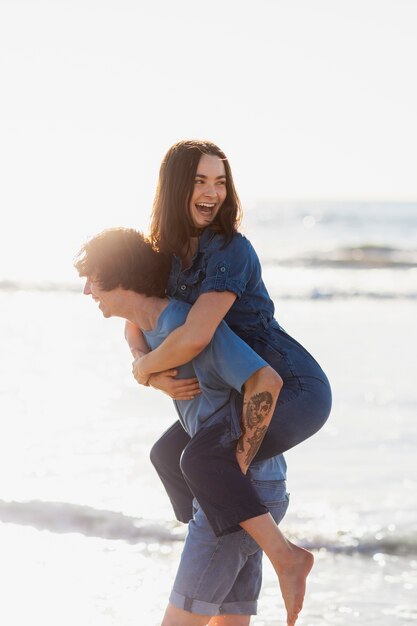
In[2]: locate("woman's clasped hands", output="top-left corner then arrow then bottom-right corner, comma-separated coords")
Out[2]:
132,355 -> 201,401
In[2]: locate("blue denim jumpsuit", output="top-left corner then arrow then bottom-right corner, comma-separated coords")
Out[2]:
150,229 -> 332,536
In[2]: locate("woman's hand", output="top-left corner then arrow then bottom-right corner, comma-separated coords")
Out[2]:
148,369 -> 201,400
132,357 -> 201,399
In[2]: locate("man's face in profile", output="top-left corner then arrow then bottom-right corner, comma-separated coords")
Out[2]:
83,275 -> 114,318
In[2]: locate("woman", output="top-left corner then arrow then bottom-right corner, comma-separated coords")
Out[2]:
126,140 -> 332,625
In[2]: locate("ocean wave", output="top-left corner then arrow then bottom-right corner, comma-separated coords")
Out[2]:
0,500 -> 185,543
1,245 -> 416,300
299,532 -> 417,556
276,289 -> 417,301
0,280 -> 415,300
270,244 -> 417,270
0,281 -> 417,301
1,500 -> 416,556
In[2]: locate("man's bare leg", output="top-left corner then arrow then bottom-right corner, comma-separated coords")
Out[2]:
240,514 -> 314,626
161,603 -> 209,626
208,616 -> 250,626
162,605 -> 251,626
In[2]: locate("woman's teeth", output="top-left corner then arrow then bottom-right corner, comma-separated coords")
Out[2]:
196,203 -> 215,211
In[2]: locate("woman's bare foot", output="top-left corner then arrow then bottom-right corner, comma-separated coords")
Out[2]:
274,541 -> 314,626
239,514 -> 313,625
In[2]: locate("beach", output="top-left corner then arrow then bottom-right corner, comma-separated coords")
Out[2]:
1,0 -> 416,620
1,202 -> 416,625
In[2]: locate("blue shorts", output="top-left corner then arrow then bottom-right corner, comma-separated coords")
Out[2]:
169,477 -> 289,616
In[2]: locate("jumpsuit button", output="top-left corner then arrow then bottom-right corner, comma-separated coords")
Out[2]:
180,284 -> 186,290
220,266 -> 226,272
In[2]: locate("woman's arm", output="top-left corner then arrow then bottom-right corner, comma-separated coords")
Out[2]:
132,291 -> 237,384
125,320 -> 201,398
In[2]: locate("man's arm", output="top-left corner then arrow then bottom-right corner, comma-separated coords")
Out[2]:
124,320 -> 150,359
236,366 -> 283,474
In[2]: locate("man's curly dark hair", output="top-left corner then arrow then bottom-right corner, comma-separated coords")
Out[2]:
74,227 -> 172,298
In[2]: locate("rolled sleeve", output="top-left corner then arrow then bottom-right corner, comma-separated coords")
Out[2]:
199,235 -> 254,298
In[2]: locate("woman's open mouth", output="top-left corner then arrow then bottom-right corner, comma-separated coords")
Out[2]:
195,202 -> 216,215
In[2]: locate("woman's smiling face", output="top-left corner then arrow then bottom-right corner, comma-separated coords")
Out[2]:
188,154 -> 227,229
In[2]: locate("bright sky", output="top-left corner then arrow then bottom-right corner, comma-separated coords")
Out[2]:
0,0 -> 416,281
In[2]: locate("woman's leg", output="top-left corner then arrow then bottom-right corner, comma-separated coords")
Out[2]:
181,427 -> 312,626
254,377 -> 332,461
150,421 -> 194,523
180,419 -> 269,535
244,330 -> 332,461
240,514 -> 314,626
150,333 -> 331,525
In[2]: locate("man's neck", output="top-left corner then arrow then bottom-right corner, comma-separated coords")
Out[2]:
122,292 -> 170,331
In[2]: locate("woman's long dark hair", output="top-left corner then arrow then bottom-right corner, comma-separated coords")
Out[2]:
149,140 -> 242,257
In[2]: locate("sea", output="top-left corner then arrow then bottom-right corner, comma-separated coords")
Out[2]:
0,201 -> 416,625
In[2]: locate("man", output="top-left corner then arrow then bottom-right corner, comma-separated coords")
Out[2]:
75,227 -> 311,626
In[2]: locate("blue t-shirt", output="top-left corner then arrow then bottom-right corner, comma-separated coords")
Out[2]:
143,299 -> 287,481
143,300 -> 268,436
167,230 -> 280,336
